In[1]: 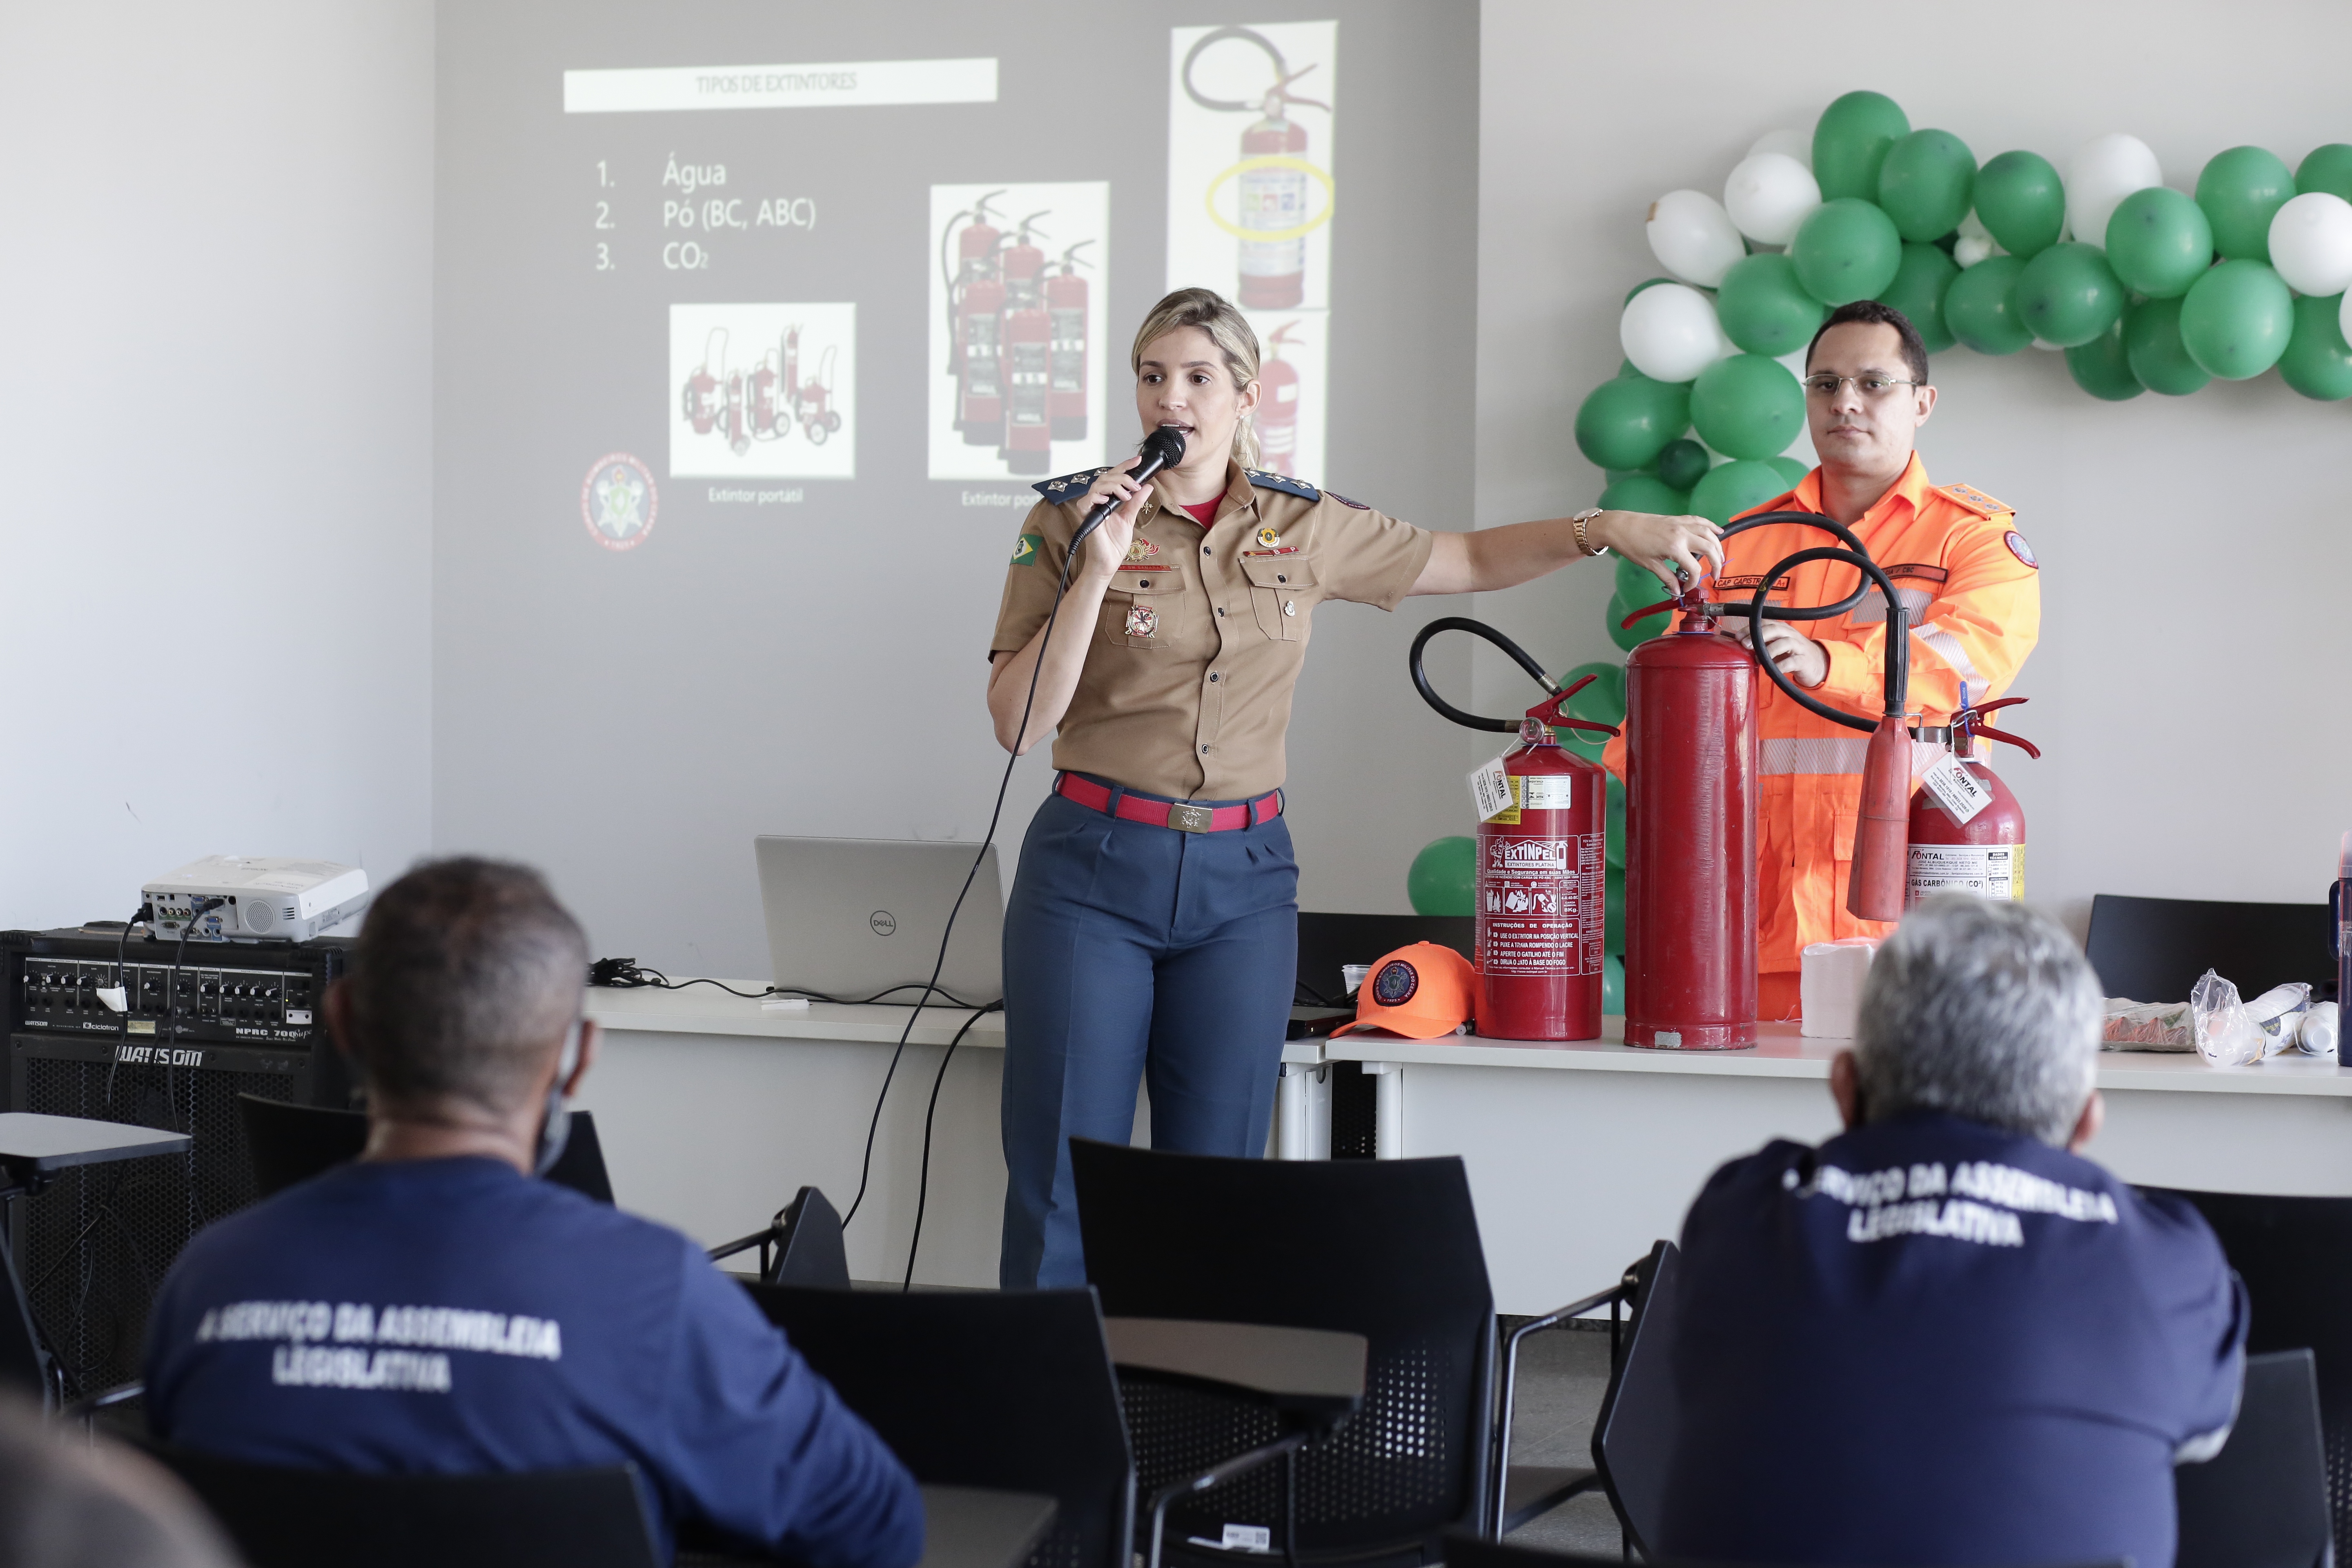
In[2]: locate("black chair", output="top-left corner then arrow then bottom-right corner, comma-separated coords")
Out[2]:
1070,1138 -> 1494,1568
1295,913 -> 1475,1006
2083,894 -> 2333,1003
743,1283 -> 1131,1568
1441,1531 -> 2126,1568
2176,1348 -> 2331,1568
236,1093 -> 616,1204
1493,1242 -> 1677,1554
2146,1188 -> 2352,1561
708,1185 -> 852,1289
143,1445 -> 661,1568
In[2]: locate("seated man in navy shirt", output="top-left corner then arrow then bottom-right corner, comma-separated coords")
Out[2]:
144,858 -> 922,1568
1659,894 -> 2246,1568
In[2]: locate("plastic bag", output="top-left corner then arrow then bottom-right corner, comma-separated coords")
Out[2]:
2301,1000 -> 2340,1059
2102,998 -> 2195,1052
2191,969 -> 2266,1067
2243,982 -> 2312,1058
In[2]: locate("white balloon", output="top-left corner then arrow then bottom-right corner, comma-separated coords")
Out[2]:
2066,134 -> 2163,255
1954,233 -> 1997,268
1724,153 -> 1821,246
2270,192 -> 2352,296
1748,127 -> 1813,168
2341,287 -> 2352,353
1619,283 -> 1731,384
1646,190 -> 1747,287
2030,336 -> 2065,352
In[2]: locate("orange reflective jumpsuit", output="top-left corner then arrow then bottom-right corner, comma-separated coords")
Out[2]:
1604,456 -> 2041,1018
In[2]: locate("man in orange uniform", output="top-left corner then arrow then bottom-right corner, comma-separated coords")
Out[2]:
1608,301 -> 2041,1020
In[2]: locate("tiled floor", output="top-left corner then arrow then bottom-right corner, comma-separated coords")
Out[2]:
1497,1324 -> 1627,1559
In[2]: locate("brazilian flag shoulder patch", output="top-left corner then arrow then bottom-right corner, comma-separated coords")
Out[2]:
1009,533 -> 1043,566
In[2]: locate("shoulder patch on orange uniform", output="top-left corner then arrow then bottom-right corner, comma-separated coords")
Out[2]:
1937,482 -> 2011,518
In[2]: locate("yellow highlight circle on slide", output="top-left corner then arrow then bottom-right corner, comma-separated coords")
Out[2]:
1203,155 -> 1336,243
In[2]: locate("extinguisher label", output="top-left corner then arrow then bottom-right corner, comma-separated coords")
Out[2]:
1521,775 -> 1573,812
1918,752 -> 1993,825
1468,758 -> 1516,824
1480,834 -> 1604,977
1907,843 -> 2025,905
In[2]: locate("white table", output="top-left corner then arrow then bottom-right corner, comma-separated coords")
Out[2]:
1325,1020 -> 2352,1315
574,984 -> 1325,1289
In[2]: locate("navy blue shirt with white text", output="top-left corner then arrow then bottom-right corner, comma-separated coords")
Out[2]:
1659,1113 -> 2246,1568
145,1157 -> 922,1567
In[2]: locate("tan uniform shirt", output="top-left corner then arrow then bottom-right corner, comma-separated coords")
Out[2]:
990,460 -> 1434,801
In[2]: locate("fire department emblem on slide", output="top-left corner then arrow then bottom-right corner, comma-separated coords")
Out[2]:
581,453 -> 657,551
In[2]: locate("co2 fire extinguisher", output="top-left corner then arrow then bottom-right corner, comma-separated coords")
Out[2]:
998,213 -> 1054,474
940,192 -> 1007,445
1908,697 -> 2036,904
1408,618 -> 1617,1042
1182,27 -> 1331,312
1045,240 -> 1092,443
1257,321 -> 1303,475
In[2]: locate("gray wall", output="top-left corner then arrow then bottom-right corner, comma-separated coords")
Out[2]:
0,2 -> 434,929
1478,0 -> 2352,931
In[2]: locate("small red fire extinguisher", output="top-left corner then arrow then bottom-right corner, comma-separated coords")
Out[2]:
942,192 -> 1006,445
998,213 -> 1054,474
1045,241 -> 1091,443
1182,28 -> 1330,312
1908,697 -> 2037,904
1257,321 -> 1303,475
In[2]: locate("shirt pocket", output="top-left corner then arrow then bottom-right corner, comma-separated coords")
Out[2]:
1241,557 -> 1317,642
1098,572 -> 1188,650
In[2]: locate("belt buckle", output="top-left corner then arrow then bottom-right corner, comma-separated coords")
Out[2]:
1167,802 -> 1214,834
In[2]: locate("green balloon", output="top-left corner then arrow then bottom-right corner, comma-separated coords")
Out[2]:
1574,374 -> 1690,471
1602,951 -> 1625,1013
1875,242 -> 1960,354
1942,255 -> 2032,354
1614,554 -> 1673,604
1972,150 -> 2065,258
1625,277 -> 1679,305
1689,354 -> 1806,461
1604,863 -> 1626,953
1765,455 -> 1811,490
1406,837 -> 1477,917
2297,144 -> 2352,203
1606,589 -> 1655,653
2279,294 -> 2352,401
1813,91 -> 1910,201
1688,458 -> 1789,526
1876,129 -> 1975,241
2198,147 -> 2296,262
1656,439 -> 1710,493
1597,475 -> 1687,517
1714,254 -> 1827,357
2016,242 -> 2126,348
2103,187 -> 2214,299
2123,297 -> 2212,396
1791,198 -> 1903,305
2064,321 -> 2142,401
1602,466 -> 1658,488
2179,258 -> 2295,379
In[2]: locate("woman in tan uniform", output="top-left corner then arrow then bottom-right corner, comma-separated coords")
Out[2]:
987,287 -> 1719,1287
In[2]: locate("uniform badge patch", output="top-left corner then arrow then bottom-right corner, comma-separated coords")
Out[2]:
1125,537 -> 1160,562
1326,491 -> 1370,510
1009,533 -> 1042,566
1372,960 -> 1420,1006
1255,526 -> 1281,549
2004,530 -> 2038,568
1124,604 -> 1158,638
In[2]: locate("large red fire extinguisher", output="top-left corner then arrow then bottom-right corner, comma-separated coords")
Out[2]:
1257,321 -> 1303,475
1045,241 -> 1091,443
998,213 -> 1054,474
1408,619 -> 1617,1041
1907,697 -> 2036,904
1182,27 -> 1330,312
941,192 -> 1007,445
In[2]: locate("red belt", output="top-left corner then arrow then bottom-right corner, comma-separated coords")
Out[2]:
1055,773 -> 1283,833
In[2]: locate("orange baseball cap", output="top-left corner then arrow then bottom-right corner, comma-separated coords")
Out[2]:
1332,942 -> 1476,1040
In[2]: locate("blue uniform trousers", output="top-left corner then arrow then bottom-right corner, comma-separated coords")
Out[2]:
999,782 -> 1298,1288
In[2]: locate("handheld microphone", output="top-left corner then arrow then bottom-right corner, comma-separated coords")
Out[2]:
1071,425 -> 1188,551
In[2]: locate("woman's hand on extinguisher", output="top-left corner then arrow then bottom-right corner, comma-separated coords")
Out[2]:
1590,511 -> 1725,590
1072,457 -> 1152,582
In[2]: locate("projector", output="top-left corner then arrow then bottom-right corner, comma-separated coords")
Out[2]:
144,857 -> 371,944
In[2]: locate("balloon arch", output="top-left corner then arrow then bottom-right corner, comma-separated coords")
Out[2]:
1406,92 -> 2352,997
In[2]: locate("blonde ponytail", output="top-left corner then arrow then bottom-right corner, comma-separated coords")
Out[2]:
1131,287 -> 1263,468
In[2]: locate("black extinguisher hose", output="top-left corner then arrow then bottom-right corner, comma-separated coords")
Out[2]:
1689,510 -> 1912,733
1406,616 -> 1562,732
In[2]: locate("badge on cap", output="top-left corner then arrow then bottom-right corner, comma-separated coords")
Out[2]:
1124,604 -> 1157,638
1256,526 -> 1281,549
1372,959 -> 1420,1006
2005,530 -> 2038,568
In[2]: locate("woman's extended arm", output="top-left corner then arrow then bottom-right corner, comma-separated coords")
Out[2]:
1408,510 -> 1724,597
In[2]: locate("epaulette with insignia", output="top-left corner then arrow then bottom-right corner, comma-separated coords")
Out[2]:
1937,482 -> 2011,518
1034,468 -> 1110,501
1245,469 -> 1321,502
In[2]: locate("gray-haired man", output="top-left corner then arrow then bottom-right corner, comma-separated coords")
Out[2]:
1658,894 -> 2246,1568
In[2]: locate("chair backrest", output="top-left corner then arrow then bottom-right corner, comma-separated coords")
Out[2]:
1069,1138 -> 1495,1559
1591,1240 -> 1679,1559
746,1283 -> 1132,1568
0,1256 -> 47,1406
1295,912 -> 1474,1005
771,1186 -> 851,1288
146,1446 -> 661,1568
2147,1188 -> 2352,1561
1440,1532 -> 2125,1568
2083,894 -> 2333,1003
236,1094 -> 615,1205
2176,1348 -> 2331,1568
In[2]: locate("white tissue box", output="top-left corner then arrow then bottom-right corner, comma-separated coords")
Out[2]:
1800,938 -> 1880,1038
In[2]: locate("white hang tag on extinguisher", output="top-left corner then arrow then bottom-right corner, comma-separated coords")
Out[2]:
1919,751 -> 1993,825
1468,755 -> 1517,822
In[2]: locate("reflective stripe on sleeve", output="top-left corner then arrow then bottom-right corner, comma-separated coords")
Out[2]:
1915,621 -> 1988,706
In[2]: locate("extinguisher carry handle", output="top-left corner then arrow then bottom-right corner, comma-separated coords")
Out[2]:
1959,697 -> 2040,760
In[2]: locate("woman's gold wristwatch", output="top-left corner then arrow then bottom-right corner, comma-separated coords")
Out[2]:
1571,508 -> 1608,557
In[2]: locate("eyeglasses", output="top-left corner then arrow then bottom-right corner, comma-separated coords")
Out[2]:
1802,374 -> 1924,399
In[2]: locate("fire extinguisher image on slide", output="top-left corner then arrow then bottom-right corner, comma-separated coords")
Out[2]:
1256,320 -> 1304,475
1047,241 -> 1092,443
1180,25 -> 1333,311
667,302 -> 857,481
940,189 -> 1007,446
999,212 -> 1054,475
